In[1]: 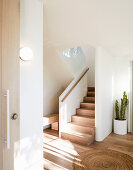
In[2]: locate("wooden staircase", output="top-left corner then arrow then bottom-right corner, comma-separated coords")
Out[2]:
61,87 -> 95,146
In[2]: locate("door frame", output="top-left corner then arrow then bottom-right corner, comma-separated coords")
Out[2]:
129,61 -> 133,133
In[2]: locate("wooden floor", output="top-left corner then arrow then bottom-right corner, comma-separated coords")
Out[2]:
43,129 -> 133,170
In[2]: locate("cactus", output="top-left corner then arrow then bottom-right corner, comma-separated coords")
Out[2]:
120,91 -> 129,120
115,100 -> 119,119
115,91 -> 129,120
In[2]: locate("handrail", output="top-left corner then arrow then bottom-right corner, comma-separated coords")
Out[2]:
61,67 -> 89,102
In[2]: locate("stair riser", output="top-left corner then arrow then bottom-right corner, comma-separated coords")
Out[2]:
88,92 -> 95,97
83,97 -> 95,103
76,109 -> 95,117
66,124 -> 95,135
72,116 -> 95,126
88,87 -> 95,92
80,103 -> 95,110
61,132 -> 93,145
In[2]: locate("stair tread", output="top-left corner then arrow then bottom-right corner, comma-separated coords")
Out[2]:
85,96 -> 95,98
88,92 -> 95,94
84,97 -> 95,99
77,108 -> 95,111
43,113 -> 59,118
81,102 -> 95,104
68,122 -> 95,128
81,102 -> 95,105
72,115 -> 95,119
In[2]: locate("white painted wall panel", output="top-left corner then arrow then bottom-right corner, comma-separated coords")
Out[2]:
95,47 -> 114,141
20,0 -> 43,169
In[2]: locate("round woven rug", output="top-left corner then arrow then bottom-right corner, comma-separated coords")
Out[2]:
73,149 -> 133,170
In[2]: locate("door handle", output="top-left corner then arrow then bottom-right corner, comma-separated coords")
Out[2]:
2,90 -> 10,149
11,113 -> 18,120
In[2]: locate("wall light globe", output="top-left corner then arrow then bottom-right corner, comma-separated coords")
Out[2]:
20,47 -> 33,61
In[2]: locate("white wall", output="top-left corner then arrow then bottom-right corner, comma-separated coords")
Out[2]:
20,0 -> 43,170
95,47 -> 114,141
43,46 -> 73,117
43,0 -> 133,54
113,57 -> 130,100
113,56 -> 133,132
82,45 -> 95,87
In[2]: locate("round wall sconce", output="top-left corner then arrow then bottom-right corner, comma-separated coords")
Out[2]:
20,47 -> 33,61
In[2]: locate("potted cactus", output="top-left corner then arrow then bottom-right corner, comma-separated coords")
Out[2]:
114,91 -> 129,135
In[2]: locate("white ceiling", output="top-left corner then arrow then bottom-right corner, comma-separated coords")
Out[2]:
44,0 -> 133,56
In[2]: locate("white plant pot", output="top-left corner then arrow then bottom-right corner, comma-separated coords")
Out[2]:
114,119 -> 127,135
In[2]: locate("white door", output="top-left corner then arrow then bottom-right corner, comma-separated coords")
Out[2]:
0,0 -> 20,170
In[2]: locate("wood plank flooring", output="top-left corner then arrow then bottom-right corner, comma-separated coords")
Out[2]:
43,129 -> 133,170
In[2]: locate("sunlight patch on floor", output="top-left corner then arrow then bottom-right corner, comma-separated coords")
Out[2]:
44,147 -> 76,163
43,130 -> 82,170
44,143 -> 78,160
44,159 -> 68,170
46,139 -> 79,156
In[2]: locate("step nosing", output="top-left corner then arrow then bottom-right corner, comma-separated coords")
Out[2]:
69,122 -> 95,128
72,115 -> 95,119
84,96 -> 95,98
77,108 -> 95,111
82,102 -> 95,104
81,103 -> 95,105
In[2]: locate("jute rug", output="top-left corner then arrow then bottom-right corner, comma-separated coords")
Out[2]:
73,149 -> 133,170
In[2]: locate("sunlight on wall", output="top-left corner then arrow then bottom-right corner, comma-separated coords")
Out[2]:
60,47 -> 86,77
